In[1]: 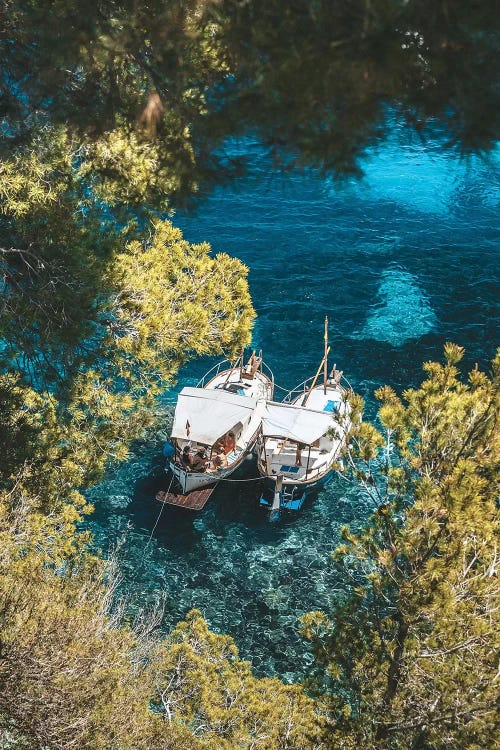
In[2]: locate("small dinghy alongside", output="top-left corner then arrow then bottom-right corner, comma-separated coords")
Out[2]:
158,353 -> 273,509
258,318 -> 352,517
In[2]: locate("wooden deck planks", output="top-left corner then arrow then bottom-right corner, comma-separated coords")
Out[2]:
155,485 -> 216,510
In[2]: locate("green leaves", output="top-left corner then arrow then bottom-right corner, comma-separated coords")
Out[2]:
112,219 -> 254,369
152,610 -> 322,750
305,348 -> 500,749
0,125 -> 255,502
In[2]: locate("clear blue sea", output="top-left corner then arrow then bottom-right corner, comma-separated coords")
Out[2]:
86,123 -> 499,681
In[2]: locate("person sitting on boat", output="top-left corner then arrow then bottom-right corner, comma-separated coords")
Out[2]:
242,352 -> 262,379
330,365 -> 343,384
212,438 -> 225,455
207,449 -> 228,472
214,450 -> 228,469
190,447 -> 208,472
295,442 -> 305,467
181,445 -> 193,470
223,431 -> 236,454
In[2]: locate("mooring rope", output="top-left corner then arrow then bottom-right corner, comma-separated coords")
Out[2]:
145,472 -> 174,548
273,382 -> 294,393
216,475 -> 266,482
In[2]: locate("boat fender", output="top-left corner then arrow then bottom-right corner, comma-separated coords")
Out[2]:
162,442 -> 175,458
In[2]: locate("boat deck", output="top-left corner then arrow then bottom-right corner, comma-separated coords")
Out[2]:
155,486 -> 216,510
291,385 -> 344,412
206,370 -> 273,400
264,439 -> 332,482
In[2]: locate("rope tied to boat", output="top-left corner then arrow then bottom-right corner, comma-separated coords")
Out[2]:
145,472 -> 175,549
216,476 -> 265,482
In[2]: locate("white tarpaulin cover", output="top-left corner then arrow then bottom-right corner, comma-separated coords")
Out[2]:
261,402 -> 333,444
171,387 -> 258,445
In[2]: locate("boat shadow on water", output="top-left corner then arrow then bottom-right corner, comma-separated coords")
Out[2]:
127,448 -> 315,546
122,456 -> 206,549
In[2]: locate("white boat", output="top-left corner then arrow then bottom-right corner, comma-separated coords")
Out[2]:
257,318 -> 352,516
160,353 -> 273,508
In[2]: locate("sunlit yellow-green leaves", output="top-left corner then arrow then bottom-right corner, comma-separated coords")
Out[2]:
152,610 -> 322,750
0,491 -> 322,750
303,348 -> 499,750
112,219 -> 254,368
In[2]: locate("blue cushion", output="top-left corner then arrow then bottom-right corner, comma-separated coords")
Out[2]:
323,399 -> 339,412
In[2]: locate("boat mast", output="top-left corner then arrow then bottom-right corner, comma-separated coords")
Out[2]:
302,318 -> 331,406
223,349 -> 243,388
302,343 -> 331,406
324,315 -> 328,395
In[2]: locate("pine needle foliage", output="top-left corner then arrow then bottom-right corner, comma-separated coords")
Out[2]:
1,1 -> 498,184
0,489 -> 323,750
0,129 -> 255,500
0,131 -> 254,392
302,346 -> 499,750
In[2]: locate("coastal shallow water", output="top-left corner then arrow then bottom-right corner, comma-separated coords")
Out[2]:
86,127 -> 499,680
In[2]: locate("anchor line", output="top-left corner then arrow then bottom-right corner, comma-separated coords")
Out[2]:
145,472 -> 174,549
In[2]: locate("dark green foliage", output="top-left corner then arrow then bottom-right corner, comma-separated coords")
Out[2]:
1,1 -> 498,187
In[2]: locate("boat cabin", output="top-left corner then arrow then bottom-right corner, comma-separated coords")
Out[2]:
169,387 -> 263,492
259,401 -> 344,483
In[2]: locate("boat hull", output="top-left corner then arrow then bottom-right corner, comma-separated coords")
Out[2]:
169,428 -> 259,494
259,469 -> 334,512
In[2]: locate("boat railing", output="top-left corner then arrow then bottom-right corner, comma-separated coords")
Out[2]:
259,358 -> 275,390
196,355 -> 275,390
282,373 -> 353,403
196,359 -> 232,388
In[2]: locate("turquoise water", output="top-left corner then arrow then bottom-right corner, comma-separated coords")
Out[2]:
87,125 -> 499,680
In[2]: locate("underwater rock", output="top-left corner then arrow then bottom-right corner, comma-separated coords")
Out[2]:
107,494 -> 132,509
360,268 -> 437,346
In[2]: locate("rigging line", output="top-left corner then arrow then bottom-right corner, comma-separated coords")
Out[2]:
144,472 -> 174,550
272,382 -> 295,392
216,476 -> 265,483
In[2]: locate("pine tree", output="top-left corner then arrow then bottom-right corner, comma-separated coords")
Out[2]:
1,134 -> 255,497
2,1 -> 498,184
302,345 -> 499,749
0,486 -> 323,750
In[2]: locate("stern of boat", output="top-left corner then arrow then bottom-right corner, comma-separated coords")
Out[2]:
259,482 -> 307,513
169,461 -> 218,494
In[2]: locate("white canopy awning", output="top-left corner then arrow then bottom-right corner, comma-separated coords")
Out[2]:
171,387 -> 258,445
261,402 -> 333,445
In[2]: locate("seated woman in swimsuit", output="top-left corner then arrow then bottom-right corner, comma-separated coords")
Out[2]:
212,438 -> 225,455
207,449 -> 228,472
223,431 -> 236,454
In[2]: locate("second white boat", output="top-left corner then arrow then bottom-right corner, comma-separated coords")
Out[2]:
257,318 -> 353,515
